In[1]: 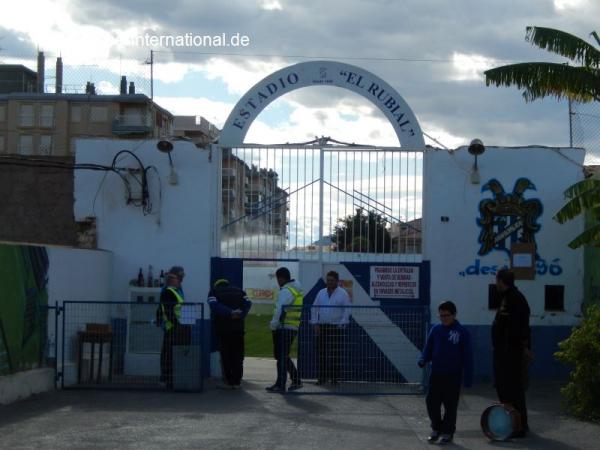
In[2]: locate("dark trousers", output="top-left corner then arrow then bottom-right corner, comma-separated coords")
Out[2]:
218,332 -> 245,385
426,372 -> 462,435
317,324 -> 342,382
160,326 -> 190,387
272,329 -> 300,387
494,352 -> 528,429
160,330 -> 176,387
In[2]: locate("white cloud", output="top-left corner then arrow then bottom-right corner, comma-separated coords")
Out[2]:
553,0 -> 588,11
197,57 -> 286,95
153,95 -> 233,127
450,52 -> 498,81
260,0 -> 283,11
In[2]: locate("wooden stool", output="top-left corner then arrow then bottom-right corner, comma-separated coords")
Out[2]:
77,323 -> 113,384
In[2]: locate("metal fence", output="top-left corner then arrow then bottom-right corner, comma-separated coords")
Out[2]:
276,305 -> 428,395
570,99 -> 600,165
220,144 -> 423,262
60,301 -> 205,392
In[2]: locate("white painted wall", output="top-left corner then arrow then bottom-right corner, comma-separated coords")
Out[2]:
73,139 -> 216,306
47,246 -> 113,385
423,146 -> 585,326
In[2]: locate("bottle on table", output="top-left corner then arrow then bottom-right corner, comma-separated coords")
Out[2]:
147,265 -> 154,288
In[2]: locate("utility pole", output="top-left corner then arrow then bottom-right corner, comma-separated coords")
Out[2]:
145,50 -> 154,100
568,96 -> 573,148
150,50 -> 154,100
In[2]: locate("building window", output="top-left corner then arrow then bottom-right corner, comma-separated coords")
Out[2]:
18,135 -> 33,155
39,104 -> 55,128
19,104 -> 34,127
488,284 -> 501,309
39,135 -> 53,155
90,106 -> 108,122
545,285 -> 565,311
71,105 -> 82,123
0,104 -> 6,122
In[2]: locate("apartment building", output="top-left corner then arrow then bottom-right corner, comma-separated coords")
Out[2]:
221,149 -> 288,241
0,92 -> 173,156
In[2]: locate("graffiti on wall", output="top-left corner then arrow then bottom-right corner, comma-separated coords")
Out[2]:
0,244 -> 49,375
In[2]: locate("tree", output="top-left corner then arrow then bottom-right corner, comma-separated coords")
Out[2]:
332,208 -> 392,253
553,172 -> 600,248
485,27 -> 600,247
484,27 -> 600,102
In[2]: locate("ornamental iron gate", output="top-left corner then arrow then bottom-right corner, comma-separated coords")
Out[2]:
219,141 -> 423,262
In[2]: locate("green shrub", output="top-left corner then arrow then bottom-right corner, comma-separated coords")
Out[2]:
554,304 -> 600,422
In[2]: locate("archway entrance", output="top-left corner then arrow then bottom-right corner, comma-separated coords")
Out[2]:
213,61 -> 429,394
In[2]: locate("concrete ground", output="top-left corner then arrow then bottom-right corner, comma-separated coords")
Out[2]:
0,358 -> 598,450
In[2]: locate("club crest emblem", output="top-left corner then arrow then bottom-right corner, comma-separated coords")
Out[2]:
477,178 -> 543,256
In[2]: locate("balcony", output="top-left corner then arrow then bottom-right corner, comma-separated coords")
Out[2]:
112,114 -> 153,135
222,189 -> 236,201
222,168 -> 237,179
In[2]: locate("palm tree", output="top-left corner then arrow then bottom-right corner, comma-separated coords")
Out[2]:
486,27 -> 600,248
484,27 -> 600,102
553,174 -> 600,248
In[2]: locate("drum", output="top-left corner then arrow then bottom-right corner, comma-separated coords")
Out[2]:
480,403 -> 522,441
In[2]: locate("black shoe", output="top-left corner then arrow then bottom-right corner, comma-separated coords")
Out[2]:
427,431 -> 440,443
438,434 -> 453,445
288,382 -> 303,391
265,384 -> 285,393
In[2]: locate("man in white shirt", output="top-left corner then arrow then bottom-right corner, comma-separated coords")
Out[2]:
310,270 -> 351,385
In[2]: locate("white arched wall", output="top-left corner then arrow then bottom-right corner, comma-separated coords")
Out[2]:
220,60 -> 425,148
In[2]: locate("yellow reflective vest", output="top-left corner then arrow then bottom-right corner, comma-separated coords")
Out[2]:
276,285 -> 303,328
161,287 -> 184,331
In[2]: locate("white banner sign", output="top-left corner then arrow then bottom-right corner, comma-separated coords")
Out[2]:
370,266 -> 419,299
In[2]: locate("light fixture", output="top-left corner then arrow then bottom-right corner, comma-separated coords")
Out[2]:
156,140 -> 178,185
468,138 -> 485,184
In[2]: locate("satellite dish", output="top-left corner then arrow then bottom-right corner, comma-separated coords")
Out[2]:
157,140 -> 173,153
468,138 -> 485,156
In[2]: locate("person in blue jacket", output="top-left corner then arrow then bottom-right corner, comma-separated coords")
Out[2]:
418,301 -> 473,445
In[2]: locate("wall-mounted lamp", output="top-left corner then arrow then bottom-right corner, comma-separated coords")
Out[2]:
468,138 -> 485,184
157,140 -> 178,185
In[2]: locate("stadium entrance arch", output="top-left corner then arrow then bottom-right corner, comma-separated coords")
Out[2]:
212,61 -> 430,394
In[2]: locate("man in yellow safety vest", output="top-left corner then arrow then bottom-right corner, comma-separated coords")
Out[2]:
266,267 -> 303,393
159,268 -> 186,389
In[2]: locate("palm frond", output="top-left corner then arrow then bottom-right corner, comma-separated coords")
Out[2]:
553,180 -> 600,224
484,63 -> 600,102
526,27 -> 600,68
567,223 -> 600,249
562,178 -> 600,199
592,31 -> 600,47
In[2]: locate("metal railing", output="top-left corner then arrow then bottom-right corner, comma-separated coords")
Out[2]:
275,304 -> 428,395
59,301 -> 206,392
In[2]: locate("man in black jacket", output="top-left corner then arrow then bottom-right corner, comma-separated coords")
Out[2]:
208,279 -> 252,389
492,268 -> 532,437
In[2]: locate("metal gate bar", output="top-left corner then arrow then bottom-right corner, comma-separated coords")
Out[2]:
220,143 -> 423,262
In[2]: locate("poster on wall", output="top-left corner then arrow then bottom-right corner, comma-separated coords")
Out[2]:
370,266 -> 419,299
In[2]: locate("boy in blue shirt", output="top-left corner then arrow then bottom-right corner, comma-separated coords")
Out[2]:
418,301 -> 473,445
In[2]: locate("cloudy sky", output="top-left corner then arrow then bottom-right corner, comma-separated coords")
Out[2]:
1,0 -> 599,149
